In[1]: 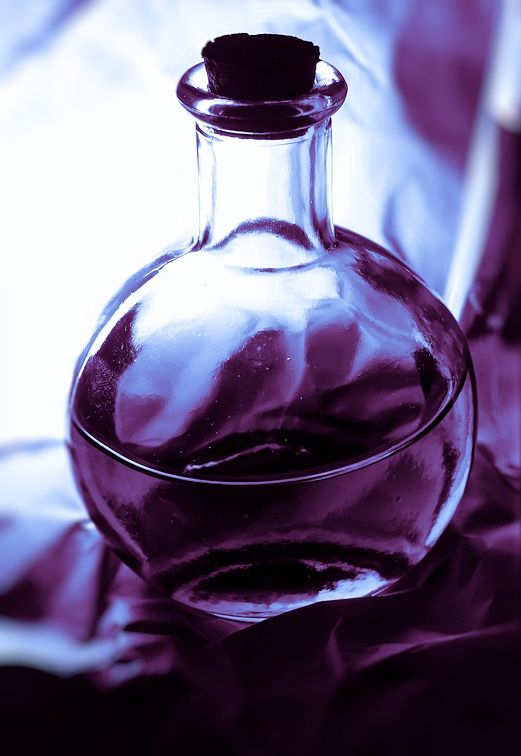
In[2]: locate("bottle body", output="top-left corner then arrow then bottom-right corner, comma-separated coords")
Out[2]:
69,227 -> 475,621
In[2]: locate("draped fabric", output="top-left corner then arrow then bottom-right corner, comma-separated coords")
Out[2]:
1,2 -> 519,752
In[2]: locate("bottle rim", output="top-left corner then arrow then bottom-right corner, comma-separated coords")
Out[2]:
176,60 -> 348,137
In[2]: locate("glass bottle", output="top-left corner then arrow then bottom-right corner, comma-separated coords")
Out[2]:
68,54 -> 476,622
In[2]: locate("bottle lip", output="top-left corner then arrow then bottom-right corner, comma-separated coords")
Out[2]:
176,60 -> 348,137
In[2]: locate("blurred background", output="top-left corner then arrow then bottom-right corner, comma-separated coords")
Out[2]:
0,0 -> 519,445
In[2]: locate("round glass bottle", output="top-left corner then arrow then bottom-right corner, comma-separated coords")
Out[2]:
68,56 -> 476,622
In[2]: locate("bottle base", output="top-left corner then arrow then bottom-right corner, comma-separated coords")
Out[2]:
156,541 -> 410,622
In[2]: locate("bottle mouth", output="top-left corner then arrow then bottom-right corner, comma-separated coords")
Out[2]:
176,60 -> 348,137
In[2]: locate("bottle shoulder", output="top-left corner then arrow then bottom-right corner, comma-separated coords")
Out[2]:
80,226 -> 465,368
84,226 -> 443,317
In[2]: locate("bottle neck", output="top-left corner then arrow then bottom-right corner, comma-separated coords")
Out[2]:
195,120 -> 334,254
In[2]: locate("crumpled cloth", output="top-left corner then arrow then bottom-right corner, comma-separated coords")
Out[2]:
1,1 -> 520,753
0,330 -> 519,754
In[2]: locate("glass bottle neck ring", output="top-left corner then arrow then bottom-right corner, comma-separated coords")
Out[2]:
176,60 -> 348,139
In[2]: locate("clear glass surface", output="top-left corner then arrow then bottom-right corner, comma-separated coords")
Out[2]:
68,61 -> 476,622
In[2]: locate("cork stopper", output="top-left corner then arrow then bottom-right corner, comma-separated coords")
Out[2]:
202,33 -> 320,100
